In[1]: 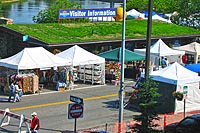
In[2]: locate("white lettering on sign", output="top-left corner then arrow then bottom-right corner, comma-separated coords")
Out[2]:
88,10 -> 116,17
69,11 -> 86,17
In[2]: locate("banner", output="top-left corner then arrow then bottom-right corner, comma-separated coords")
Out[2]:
59,8 -> 117,19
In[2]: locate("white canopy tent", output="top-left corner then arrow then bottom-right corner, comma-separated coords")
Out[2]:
134,39 -> 185,69
173,42 -> 200,64
151,14 -> 172,23
150,62 -> 200,113
127,9 -> 145,19
57,45 -> 105,84
57,45 -> 105,66
0,47 -> 71,70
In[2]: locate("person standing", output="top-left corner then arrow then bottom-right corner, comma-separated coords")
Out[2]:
30,112 -> 40,133
165,57 -> 169,66
161,56 -> 167,68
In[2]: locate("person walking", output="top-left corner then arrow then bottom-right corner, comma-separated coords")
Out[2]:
30,112 -> 40,133
8,80 -> 15,102
13,81 -> 23,102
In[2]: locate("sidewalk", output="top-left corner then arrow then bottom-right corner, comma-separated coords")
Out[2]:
0,79 -> 135,98
0,81 -> 103,98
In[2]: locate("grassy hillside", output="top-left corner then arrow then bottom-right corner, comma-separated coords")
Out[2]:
3,20 -> 200,44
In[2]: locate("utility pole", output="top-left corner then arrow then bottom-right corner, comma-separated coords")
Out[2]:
119,0 -> 126,132
145,0 -> 153,80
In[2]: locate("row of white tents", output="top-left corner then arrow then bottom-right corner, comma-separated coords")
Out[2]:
127,9 -> 172,23
0,45 -> 105,70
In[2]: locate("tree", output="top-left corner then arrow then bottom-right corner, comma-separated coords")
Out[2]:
32,0 -> 82,23
171,0 -> 200,29
126,0 -> 148,12
126,0 -> 178,13
0,1 -> 2,17
133,78 -> 161,133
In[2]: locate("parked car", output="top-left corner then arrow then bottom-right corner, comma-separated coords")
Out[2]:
164,114 -> 200,133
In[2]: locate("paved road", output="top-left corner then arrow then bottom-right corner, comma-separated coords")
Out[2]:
0,81 -> 139,133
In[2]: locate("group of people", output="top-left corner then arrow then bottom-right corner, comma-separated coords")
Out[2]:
8,81 -> 40,133
8,80 -> 23,103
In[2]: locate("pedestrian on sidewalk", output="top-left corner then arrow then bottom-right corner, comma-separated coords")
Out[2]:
13,81 -> 23,103
30,112 -> 40,133
8,80 -> 15,102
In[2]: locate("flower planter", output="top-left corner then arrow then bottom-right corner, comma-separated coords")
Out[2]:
173,91 -> 184,101
176,96 -> 183,101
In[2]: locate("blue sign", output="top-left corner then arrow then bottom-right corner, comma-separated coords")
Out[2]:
59,8 -> 117,19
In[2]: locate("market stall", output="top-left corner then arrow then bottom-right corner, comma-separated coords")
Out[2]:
173,42 -> 200,64
134,39 -> 185,69
57,45 -> 105,85
98,47 -> 145,83
150,62 -> 200,114
0,47 -> 71,94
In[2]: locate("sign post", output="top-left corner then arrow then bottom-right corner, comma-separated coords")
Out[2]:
183,86 -> 188,118
68,95 -> 84,133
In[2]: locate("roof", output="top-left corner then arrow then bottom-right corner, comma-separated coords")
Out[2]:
57,45 -> 105,66
150,62 -> 200,85
0,47 -> 71,70
98,47 -> 145,62
134,39 -> 185,56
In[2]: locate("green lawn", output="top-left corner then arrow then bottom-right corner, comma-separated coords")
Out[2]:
3,20 -> 200,44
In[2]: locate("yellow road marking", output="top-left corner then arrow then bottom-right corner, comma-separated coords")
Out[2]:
10,93 -> 118,111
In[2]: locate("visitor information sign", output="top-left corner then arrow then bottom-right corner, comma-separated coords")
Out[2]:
59,8 -> 117,19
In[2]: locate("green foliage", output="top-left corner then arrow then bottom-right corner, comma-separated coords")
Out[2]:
126,0 -> 179,13
0,1 -> 2,17
133,78 -> 161,133
32,0 -> 83,23
126,0 -> 148,12
171,0 -> 200,29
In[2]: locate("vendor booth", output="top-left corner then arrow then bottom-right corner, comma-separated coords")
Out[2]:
134,39 -> 185,70
57,45 -> 105,85
0,47 -> 71,94
98,48 -> 145,83
150,62 -> 200,114
173,42 -> 200,64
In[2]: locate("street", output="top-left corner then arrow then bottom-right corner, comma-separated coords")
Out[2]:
0,81 -> 140,133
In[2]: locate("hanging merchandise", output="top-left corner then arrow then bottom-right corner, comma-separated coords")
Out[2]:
105,61 -> 121,81
79,63 -> 105,85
